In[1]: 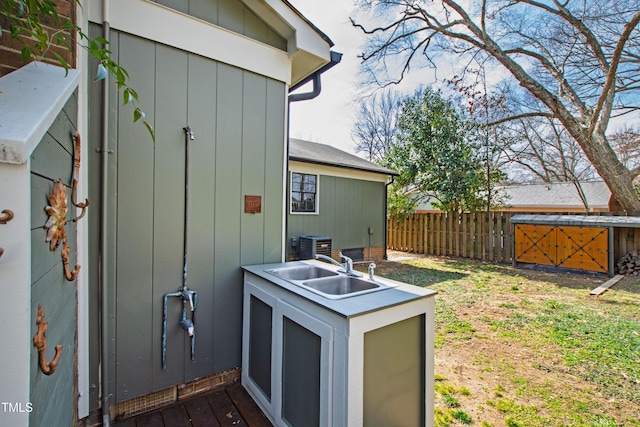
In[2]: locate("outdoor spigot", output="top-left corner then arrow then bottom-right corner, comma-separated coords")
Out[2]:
183,126 -> 194,140
180,318 -> 194,336
182,289 -> 195,311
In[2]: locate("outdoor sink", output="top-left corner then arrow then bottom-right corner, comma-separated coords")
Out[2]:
301,275 -> 380,296
265,264 -> 397,299
266,265 -> 339,281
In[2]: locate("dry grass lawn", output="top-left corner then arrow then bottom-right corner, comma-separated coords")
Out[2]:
367,252 -> 640,427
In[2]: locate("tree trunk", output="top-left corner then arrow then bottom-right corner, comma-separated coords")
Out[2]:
587,132 -> 640,213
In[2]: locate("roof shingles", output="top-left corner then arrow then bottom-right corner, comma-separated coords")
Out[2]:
289,138 -> 397,176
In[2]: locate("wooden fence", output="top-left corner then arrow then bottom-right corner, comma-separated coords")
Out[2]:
386,211 -> 640,264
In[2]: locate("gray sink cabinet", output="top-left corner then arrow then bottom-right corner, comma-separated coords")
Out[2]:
241,261 -> 436,426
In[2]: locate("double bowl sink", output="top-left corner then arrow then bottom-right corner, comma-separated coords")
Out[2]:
265,264 -> 396,299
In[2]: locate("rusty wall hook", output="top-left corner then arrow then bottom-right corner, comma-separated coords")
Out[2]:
0,209 -> 13,224
70,131 -> 89,222
61,237 -> 80,281
44,179 -> 80,281
33,305 -> 63,376
0,209 -> 13,259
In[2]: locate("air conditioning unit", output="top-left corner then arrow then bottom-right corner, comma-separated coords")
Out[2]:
298,235 -> 332,260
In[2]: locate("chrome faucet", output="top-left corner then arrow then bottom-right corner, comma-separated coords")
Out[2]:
315,253 -> 342,267
315,253 -> 362,277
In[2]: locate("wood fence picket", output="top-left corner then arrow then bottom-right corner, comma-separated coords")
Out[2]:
386,211 -> 640,264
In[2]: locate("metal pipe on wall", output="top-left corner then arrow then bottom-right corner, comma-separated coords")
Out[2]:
100,0 -> 111,425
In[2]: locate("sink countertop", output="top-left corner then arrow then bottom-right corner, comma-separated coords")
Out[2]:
242,260 -> 436,318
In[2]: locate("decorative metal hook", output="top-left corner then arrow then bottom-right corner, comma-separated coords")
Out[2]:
44,179 -> 80,281
33,304 -> 63,376
70,131 -> 89,222
0,209 -> 13,259
0,209 -> 13,224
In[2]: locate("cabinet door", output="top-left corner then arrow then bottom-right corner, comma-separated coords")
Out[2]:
276,301 -> 333,427
242,282 -> 277,416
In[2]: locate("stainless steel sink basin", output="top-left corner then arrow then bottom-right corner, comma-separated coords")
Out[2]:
266,266 -> 338,281
265,264 -> 397,299
301,275 -> 380,296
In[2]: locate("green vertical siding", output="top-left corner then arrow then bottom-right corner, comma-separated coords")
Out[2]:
263,79 -> 285,261
184,53 -> 218,380
155,0 -> 287,51
87,29 -> 286,404
29,91 -> 78,427
113,32 -> 158,401
287,175 -> 386,258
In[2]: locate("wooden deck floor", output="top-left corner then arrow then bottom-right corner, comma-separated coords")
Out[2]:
112,382 -> 273,427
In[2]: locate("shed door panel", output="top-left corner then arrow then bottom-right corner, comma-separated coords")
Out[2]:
514,223 -> 608,274
556,227 -> 608,273
514,224 -> 557,267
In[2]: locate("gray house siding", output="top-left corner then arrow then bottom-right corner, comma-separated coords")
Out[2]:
29,91 -> 79,427
154,0 -> 287,51
87,28 -> 285,404
287,174 -> 386,259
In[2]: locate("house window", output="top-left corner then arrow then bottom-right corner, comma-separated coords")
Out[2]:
291,172 -> 318,213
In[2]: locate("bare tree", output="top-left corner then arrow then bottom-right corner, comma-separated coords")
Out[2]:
352,0 -> 640,211
610,124 -> 640,171
506,117 -> 597,183
351,90 -> 402,162
505,115 -> 598,209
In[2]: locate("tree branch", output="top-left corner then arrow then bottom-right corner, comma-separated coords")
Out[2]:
589,10 -> 640,134
484,112 -> 554,127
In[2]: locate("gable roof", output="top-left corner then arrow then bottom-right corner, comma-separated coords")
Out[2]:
498,181 -> 611,209
289,138 -> 397,176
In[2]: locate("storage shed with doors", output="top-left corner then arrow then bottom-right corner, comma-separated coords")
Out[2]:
287,138 -> 398,262
511,214 -> 640,277
0,0 -> 337,425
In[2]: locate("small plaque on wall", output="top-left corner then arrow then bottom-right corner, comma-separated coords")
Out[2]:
245,195 -> 262,214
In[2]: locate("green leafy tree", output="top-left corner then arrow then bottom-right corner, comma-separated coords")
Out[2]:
0,0 -> 154,139
384,88 -> 488,214
352,0 -> 640,212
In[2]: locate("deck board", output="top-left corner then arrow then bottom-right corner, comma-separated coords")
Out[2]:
208,388 -> 249,427
226,383 -> 272,425
134,411 -> 164,427
184,395 -> 220,427
112,383 -> 273,427
160,404 -> 192,427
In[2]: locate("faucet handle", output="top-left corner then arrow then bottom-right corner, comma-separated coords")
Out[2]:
368,263 -> 376,280
183,290 -> 195,311
339,252 -> 353,264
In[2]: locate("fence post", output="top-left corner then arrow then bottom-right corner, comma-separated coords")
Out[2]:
485,212 -> 496,261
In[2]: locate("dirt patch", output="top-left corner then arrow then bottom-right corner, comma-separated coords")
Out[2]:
374,252 -> 640,426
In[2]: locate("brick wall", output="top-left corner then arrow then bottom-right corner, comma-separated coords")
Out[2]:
0,0 -> 76,77
330,246 -> 386,263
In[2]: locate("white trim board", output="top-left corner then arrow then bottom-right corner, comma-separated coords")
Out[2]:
0,62 -> 80,164
289,160 -> 391,184
88,0 -> 309,85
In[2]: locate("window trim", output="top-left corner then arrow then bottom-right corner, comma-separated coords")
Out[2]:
290,171 -> 319,215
